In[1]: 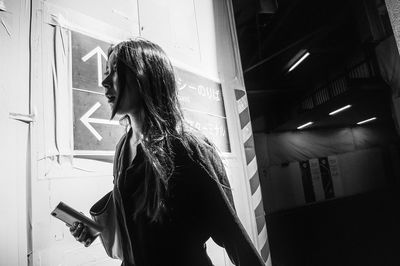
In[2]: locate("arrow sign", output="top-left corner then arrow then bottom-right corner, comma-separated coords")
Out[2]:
72,32 -> 125,154
80,102 -> 120,141
82,46 -> 107,87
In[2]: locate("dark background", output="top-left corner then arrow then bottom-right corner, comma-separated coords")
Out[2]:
231,0 -> 400,265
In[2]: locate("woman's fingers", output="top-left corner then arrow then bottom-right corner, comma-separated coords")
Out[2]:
69,222 -> 77,235
84,237 -> 93,247
70,223 -> 85,239
70,222 -> 83,238
68,222 -> 93,246
77,226 -> 88,242
69,222 -> 76,231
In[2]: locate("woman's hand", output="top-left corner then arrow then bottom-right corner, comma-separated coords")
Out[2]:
68,222 -> 94,247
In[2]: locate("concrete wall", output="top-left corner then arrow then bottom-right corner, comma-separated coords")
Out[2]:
254,127 -> 397,213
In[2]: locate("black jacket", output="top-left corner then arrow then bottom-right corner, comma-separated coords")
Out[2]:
113,129 -> 264,266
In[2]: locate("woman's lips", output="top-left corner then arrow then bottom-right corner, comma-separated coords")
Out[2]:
107,96 -> 116,103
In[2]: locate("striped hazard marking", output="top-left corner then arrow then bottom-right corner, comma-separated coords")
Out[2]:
235,89 -> 271,265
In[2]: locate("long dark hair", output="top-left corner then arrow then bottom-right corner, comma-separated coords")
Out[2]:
109,38 -> 196,222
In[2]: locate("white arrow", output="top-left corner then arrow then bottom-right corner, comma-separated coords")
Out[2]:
80,102 -> 120,141
82,46 -> 108,87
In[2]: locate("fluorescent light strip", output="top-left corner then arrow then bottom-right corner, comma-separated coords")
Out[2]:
329,104 -> 352,116
297,121 -> 313,129
357,117 -> 377,125
289,52 -> 310,72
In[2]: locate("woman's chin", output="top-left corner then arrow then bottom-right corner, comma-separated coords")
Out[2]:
109,102 -> 116,110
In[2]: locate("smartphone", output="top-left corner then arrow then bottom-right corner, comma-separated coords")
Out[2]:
51,201 -> 103,237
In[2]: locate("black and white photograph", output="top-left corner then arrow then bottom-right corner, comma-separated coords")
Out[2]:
1,0 -> 400,265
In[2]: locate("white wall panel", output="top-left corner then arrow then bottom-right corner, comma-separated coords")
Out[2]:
47,0 -> 139,34
139,0 -> 219,81
0,0 -> 30,265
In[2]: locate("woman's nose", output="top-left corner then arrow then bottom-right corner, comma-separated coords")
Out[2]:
101,79 -> 109,89
102,80 -> 114,94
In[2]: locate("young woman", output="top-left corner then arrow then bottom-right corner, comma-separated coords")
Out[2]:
68,38 -> 264,266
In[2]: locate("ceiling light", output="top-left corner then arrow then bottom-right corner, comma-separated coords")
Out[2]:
329,104 -> 352,116
357,117 -> 377,125
297,121 -> 313,129
289,52 -> 310,72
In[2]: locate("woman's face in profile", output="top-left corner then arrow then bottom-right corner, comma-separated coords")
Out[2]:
102,50 -> 142,116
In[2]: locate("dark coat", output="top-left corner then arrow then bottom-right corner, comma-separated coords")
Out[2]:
112,129 -> 264,266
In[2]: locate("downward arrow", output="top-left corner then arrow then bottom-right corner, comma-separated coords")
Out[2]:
80,102 -> 119,141
82,46 -> 108,87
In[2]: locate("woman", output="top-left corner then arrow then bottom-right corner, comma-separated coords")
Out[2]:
69,38 -> 264,266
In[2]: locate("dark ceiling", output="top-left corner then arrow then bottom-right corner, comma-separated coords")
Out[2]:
232,0 -> 394,133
